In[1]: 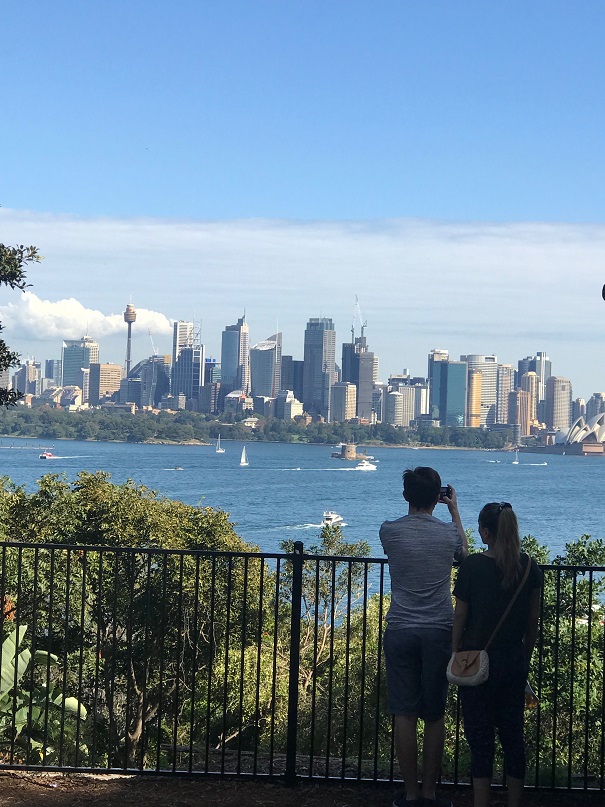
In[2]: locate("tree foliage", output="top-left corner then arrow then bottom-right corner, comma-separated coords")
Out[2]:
0,244 -> 41,407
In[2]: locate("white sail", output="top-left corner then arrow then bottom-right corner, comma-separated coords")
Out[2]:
216,434 -> 225,453
240,446 -> 249,466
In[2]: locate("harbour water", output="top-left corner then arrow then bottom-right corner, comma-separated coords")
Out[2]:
0,437 -> 603,559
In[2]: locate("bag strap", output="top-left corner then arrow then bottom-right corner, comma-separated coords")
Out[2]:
484,555 -> 532,651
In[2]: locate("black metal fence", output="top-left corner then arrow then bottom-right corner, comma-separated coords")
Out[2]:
0,539 -> 603,793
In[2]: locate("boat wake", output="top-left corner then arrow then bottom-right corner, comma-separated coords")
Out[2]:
280,522 -> 349,531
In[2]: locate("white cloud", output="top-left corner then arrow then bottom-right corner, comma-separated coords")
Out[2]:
0,292 -> 172,341
1,208 -> 605,398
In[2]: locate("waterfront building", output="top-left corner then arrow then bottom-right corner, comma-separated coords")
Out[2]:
545,376 -> 572,431
89,363 -> 123,405
250,333 -> 282,398
460,354 -> 498,426
61,337 -> 99,393
302,317 -> 336,421
331,382 -> 357,422
221,315 -> 250,395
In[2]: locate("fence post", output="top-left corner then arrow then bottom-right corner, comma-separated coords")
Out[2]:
285,540 -> 304,786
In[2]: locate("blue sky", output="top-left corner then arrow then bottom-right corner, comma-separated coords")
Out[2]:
2,1 -> 605,399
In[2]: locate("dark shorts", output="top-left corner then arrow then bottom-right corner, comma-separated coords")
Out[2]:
383,626 -> 451,721
459,645 -> 527,779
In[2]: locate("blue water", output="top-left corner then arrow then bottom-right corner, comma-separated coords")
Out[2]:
1,438 -> 603,559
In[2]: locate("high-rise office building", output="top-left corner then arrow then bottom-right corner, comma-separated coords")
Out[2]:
545,376 -> 572,431
428,349 -> 449,419
341,333 -> 376,420
460,355 -> 498,426
520,371 -> 539,424
88,363 -> 123,405
509,389 -> 531,437
496,364 -> 514,425
221,315 -> 250,395
45,359 -> 62,386
250,333 -> 282,398
330,382 -> 357,422
467,369 -> 482,428
302,317 -> 336,421
518,351 -> 551,403
61,337 -> 99,396
172,321 -> 194,370
586,392 -> 605,419
172,345 -> 205,405
428,350 -> 467,426
12,360 -> 41,396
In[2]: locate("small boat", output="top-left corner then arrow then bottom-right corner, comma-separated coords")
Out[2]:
240,446 -> 249,467
39,451 -> 55,459
355,459 -> 377,471
174,466 -> 184,471
512,449 -> 519,465
215,434 -> 225,454
322,511 -> 344,527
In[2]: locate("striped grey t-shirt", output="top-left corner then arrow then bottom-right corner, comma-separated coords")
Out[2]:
380,512 -> 463,630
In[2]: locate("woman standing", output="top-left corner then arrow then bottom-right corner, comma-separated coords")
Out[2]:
451,502 -> 542,807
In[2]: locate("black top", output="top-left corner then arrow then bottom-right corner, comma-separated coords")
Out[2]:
453,552 -> 543,651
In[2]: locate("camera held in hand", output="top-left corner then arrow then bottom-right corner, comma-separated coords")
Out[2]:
439,485 -> 452,501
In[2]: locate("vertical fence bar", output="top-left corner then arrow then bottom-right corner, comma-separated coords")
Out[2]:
284,540 -> 303,786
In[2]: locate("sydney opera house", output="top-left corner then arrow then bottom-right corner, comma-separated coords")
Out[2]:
548,413 -> 605,455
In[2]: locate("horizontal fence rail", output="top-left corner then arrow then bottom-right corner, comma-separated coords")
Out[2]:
0,540 -> 603,793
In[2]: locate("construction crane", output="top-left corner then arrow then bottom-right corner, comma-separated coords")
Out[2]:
354,295 -> 367,339
148,329 -> 158,357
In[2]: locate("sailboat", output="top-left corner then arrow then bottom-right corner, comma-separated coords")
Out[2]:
240,446 -> 249,467
512,449 -> 519,465
215,434 -> 225,454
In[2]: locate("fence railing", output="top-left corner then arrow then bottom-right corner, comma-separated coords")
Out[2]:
0,539 -> 603,792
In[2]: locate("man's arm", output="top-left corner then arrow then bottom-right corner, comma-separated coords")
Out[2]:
444,485 -> 468,559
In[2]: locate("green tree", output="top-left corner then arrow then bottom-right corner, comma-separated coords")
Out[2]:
0,243 -> 41,406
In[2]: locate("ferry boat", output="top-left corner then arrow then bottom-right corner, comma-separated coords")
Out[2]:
39,451 -> 55,459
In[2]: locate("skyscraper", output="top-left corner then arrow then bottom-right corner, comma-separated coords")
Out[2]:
460,354 -> 498,426
89,363 -> 123,405
172,321 -> 194,375
61,337 -> 99,394
341,332 -> 377,420
249,333 -> 282,398
496,364 -> 514,425
545,377 -> 572,431
303,317 -> 336,421
428,349 -> 449,420
221,315 -> 250,395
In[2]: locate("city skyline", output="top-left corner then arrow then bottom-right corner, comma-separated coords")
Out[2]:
2,4 -> 605,400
